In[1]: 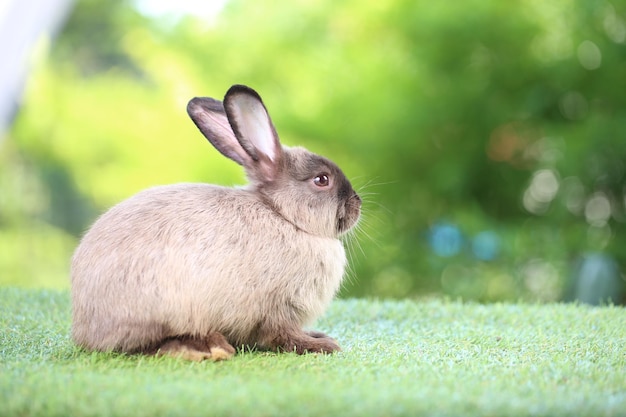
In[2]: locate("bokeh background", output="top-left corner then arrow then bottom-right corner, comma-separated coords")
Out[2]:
1,0 -> 625,303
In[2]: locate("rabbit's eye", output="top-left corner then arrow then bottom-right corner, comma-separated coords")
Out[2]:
313,174 -> 330,187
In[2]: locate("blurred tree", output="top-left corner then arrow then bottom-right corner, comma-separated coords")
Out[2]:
52,0 -> 144,77
2,0 -> 625,302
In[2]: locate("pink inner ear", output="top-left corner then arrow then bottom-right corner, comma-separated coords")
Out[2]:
231,95 -> 278,162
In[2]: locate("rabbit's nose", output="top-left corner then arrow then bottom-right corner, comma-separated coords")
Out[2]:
351,193 -> 362,209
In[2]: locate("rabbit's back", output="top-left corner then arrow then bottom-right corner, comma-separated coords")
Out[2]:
71,183 -> 346,352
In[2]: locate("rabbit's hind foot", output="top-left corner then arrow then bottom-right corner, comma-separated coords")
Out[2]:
155,332 -> 235,362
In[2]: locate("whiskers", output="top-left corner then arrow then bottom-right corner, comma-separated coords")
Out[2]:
340,177 -> 393,291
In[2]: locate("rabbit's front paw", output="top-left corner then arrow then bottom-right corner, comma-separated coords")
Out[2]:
275,330 -> 341,355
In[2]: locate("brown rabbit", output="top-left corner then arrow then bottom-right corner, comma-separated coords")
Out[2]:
70,85 -> 361,361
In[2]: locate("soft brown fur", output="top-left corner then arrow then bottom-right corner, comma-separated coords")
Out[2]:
71,85 -> 361,360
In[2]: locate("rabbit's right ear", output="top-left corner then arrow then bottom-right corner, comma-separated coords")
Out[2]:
223,85 -> 283,182
187,97 -> 254,167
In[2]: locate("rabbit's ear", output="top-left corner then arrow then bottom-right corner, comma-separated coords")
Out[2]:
187,97 -> 254,167
223,85 -> 282,181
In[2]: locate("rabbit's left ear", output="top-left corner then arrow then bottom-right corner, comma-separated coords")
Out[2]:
224,85 -> 283,181
187,97 -> 254,167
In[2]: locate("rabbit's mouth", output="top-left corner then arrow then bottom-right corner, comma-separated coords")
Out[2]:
337,194 -> 362,235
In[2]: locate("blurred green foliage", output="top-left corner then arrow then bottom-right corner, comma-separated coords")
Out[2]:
1,0 -> 625,302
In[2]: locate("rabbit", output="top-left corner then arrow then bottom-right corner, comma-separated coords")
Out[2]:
70,84 -> 361,361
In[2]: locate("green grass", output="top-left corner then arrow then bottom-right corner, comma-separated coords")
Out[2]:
1,287 -> 625,417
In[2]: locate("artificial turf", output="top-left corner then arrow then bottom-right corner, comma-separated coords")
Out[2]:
1,287 -> 625,416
